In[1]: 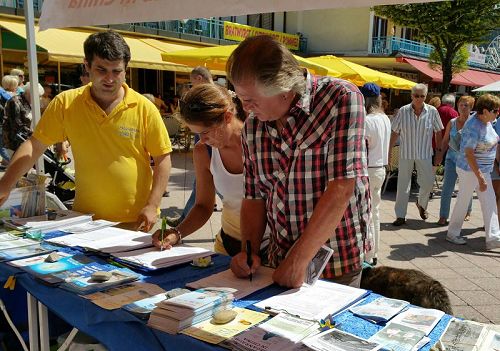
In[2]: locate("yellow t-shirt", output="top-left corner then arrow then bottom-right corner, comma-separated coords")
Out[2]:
33,84 -> 172,222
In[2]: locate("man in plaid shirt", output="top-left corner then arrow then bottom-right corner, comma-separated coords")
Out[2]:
228,35 -> 370,288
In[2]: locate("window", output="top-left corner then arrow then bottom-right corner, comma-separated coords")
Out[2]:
372,16 -> 388,39
247,13 -> 274,30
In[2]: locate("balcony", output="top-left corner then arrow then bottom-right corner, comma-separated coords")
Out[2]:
372,36 -> 433,58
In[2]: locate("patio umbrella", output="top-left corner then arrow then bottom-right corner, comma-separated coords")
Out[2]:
472,80 -> 500,92
308,55 -> 416,90
161,45 -> 342,77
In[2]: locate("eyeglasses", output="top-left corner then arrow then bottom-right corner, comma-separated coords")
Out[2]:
413,95 -> 426,99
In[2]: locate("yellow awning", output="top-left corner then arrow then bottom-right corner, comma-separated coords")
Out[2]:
162,45 -> 341,77
0,18 -> 193,72
308,55 -> 416,90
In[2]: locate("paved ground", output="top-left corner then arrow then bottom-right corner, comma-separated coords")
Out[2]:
162,148 -> 500,324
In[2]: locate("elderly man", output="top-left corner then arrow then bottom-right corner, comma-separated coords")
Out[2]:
228,35 -> 370,288
389,84 -> 444,226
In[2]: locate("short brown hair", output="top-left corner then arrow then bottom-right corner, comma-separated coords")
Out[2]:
190,66 -> 213,83
178,84 -> 244,126
458,95 -> 475,109
84,30 -> 130,67
475,94 -> 500,114
226,35 -> 305,96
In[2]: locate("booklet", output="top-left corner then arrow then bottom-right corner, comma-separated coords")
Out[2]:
0,237 -> 40,250
122,293 -> 169,319
21,254 -> 94,275
349,297 -> 409,323
255,280 -> 368,320
2,210 -> 92,232
438,318 -> 500,351
7,251 -> 72,267
181,307 -> 269,344
303,328 -> 381,351
368,322 -> 426,351
83,282 -> 165,310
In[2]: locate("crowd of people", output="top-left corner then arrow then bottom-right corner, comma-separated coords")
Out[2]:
0,30 -> 499,290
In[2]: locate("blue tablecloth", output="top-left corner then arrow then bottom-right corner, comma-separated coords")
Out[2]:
1,251 -> 451,351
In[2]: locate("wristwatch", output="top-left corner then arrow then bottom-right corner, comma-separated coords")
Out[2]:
171,227 -> 183,244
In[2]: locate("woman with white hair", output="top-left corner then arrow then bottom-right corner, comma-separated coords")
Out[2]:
3,82 -> 44,152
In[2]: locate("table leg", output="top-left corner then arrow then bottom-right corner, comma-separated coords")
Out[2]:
27,293 -> 39,351
38,302 -> 50,351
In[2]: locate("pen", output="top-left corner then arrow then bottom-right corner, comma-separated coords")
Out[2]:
160,217 -> 166,251
246,240 -> 253,282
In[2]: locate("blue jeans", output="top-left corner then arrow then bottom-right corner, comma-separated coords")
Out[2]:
440,157 -> 472,219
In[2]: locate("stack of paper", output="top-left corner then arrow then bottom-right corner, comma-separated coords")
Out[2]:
2,210 -> 93,232
438,318 -> 500,351
148,288 -> 235,334
46,227 -> 152,253
0,234 -> 48,261
186,267 -> 275,299
113,245 -> 214,270
255,280 -> 368,320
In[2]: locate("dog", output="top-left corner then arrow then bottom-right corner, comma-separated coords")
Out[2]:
361,265 -> 453,315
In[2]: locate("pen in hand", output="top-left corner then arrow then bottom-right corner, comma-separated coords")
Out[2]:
246,240 -> 253,282
160,217 -> 166,251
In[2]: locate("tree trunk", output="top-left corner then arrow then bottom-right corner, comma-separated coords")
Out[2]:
441,55 -> 453,94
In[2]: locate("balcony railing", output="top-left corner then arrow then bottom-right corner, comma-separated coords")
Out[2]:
372,36 -> 433,57
134,18 -> 227,40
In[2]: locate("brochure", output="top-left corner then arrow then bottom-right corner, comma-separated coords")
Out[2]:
390,307 -> 444,335
181,307 -> 269,344
84,282 -> 165,310
0,243 -> 53,262
7,251 -> 72,267
305,245 -> 334,285
349,297 -> 409,323
122,293 -> 169,319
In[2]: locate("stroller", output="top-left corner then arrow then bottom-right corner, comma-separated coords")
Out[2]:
16,131 -> 76,204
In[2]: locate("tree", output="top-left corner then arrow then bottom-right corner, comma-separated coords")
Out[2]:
375,0 -> 500,93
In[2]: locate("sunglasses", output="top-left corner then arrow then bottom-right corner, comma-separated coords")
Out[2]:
179,100 -> 224,113
413,95 -> 426,98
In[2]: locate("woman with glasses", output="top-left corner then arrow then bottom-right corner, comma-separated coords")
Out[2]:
447,94 -> 500,250
436,96 -> 474,226
152,83 -> 247,256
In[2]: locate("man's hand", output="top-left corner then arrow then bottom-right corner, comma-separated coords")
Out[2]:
272,252 -> 308,288
434,153 -> 443,167
136,204 -> 158,232
230,251 -> 261,279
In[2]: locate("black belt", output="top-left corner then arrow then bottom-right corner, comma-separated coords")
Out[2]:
220,228 -> 242,257
368,166 -> 385,169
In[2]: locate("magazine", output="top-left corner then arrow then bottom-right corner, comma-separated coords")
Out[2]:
349,297 -> 409,323
0,243 -> 53,262
7,251 -> 72,267
122,292 -> 169,319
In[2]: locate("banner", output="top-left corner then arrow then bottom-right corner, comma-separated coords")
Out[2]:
39,0 -> 446,31
224,22 -> 299,50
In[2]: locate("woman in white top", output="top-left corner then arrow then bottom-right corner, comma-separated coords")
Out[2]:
361,83 -> 391,265
152,83 -> 245,256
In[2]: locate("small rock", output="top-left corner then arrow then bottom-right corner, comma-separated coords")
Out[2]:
91,271 -> 113,282
212,309 -> 237,324
44,253 -> 62,263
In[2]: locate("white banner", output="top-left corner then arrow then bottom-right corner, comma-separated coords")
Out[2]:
39,0 -> 445,31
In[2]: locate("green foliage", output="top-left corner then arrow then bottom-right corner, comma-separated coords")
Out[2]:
429,45 -> 469,74
374,0 -> 500,93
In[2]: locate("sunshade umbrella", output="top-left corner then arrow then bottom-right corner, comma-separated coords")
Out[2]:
161,45 -> 342,77
308,55 -> 416,90
472,80 -> 500,92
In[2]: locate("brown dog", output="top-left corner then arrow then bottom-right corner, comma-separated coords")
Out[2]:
361,266 -> 453,315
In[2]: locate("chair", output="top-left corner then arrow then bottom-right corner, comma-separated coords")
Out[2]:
382,146 -> 399,194
163,115 -> 193,152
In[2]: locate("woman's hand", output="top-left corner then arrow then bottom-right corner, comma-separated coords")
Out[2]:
152,228 -> 181,250
477,174 -> 487,192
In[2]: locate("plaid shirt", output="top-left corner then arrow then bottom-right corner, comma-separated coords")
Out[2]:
242,72 -> 370,278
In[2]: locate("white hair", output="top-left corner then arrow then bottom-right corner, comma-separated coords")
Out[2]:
23,82 -> 44,96
441,93 -> 456,107
412,83 -> 428,96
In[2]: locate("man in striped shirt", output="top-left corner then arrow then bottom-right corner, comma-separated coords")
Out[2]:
227,35 -> 370,288
389,83 -> 444,226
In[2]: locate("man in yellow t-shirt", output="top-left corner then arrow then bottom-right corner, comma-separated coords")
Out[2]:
0,31 -> 172,230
